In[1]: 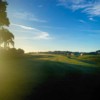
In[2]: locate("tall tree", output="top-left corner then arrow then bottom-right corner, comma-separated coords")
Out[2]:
0,0 -> 10,26
0,0 -> 14,48
0,28 -> 14,48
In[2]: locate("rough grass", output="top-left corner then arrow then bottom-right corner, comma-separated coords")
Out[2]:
0,54 -> 100,100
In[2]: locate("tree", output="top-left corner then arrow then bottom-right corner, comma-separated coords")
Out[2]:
0,28 -> 14,48
17,48 -> 24,55
0,0 -> 10,26
96,50 -> 100,55
0,0 -> 14,48
7,38 -> 14,48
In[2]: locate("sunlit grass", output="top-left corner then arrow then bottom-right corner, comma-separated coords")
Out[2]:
0,54 -> 100,100
36,54 -> 96,67
0,57 -> 45,100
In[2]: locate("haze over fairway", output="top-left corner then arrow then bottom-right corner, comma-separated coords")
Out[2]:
7,0 -> 100,52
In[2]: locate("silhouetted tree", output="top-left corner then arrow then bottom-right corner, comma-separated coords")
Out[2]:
17,48 -> 24,54
0,0 -> 10,26
0,0 -> 14,48
7,38 -> 14,48
96,50 -> 100,55
0,28 -> 14,48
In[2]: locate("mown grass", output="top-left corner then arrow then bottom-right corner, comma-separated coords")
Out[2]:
77,55 -> 100,66
0,54 -> 100,100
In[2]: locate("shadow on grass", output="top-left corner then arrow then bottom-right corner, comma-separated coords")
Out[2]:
29,74 -> 100,100
22,57 -> 100,100
25,54 -> 54,59
76,58 -> 97,65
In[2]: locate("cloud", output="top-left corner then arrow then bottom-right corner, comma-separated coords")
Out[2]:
11,23 -> 38,30
34,32 -> 51,40
79,19 -> 86,23
9,23 -> 52,40
12,12 -> 47,22
58,0 -> 100,17
89,17 -> 95,21
37,25 -> 66,29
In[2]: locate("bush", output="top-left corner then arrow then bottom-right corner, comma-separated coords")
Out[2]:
0,47 -> 25,59
17,48 -> 24,55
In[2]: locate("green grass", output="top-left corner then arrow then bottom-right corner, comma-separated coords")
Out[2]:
0,54 -> 100,100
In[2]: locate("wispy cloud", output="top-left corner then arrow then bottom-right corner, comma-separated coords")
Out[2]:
11,23 -> 39,30
58,0 -> 100,17
83,29 -> 100,33
12,12 -> 47,23
79,19 -> 86,23
10,23 -> 52,40
37,25 -> 66,29
89,17 -> 93,21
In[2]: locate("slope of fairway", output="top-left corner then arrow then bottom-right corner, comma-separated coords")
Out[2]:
0,54 -> 100,100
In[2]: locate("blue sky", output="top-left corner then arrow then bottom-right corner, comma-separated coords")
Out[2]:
7,0 -> 100,52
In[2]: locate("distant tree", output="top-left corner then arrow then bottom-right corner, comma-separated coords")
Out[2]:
96,50 -> 100,55
17,48 -> 24,55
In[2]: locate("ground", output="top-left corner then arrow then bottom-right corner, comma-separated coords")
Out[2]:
0,54 -> 100,100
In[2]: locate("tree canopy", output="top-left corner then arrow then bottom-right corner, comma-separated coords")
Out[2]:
0,0 -> 10,26
0,0 -> 14,48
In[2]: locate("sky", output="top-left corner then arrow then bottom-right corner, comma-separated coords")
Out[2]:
7,0 -> 100,52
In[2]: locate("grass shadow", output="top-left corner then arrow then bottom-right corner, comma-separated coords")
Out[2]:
22,58 -> 100,100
